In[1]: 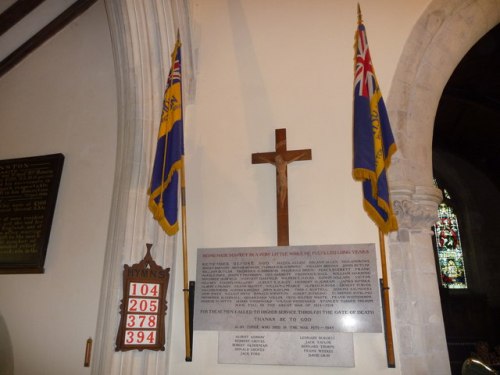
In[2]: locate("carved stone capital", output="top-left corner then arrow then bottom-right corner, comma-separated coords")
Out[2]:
391,182 -> 442,232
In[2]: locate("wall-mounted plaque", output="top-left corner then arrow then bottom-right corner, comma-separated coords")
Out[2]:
0,153 -> 64,274
116,244 -> 170,352
194,244 -> 382,333
218,331 -> 354,367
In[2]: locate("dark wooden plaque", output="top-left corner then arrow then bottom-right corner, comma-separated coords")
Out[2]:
0,153 -> 64,274
116,244 -> 170,352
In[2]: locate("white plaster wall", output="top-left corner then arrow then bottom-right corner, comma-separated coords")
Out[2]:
0,1 -> 117,374
166,1 -> 431,374
0,0 -> 454,373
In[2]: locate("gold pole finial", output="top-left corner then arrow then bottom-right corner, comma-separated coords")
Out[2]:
357,3 -> 363,24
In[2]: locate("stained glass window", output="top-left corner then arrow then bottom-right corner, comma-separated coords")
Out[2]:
433,188 -> 467,289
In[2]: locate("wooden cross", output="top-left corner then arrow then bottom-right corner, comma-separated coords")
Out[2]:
251,128 -> 312,246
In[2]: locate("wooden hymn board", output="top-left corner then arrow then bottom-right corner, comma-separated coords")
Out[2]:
116,244 -> 170,351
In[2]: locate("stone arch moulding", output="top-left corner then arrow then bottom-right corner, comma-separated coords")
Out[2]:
386,0 -> 500,374
92,1 -> 194,374
387,0 -> 500,210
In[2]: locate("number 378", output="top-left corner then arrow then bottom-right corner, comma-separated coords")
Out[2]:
126,314 -> 157,328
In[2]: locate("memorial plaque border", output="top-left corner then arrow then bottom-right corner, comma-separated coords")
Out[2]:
0,153 -> 64,274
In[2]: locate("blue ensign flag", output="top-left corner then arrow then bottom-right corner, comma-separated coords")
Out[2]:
148,39 -> 184,235
352,15 -> 398,234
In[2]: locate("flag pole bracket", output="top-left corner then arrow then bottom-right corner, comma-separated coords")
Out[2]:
380,279 -> 396,368
185,280 -> 195,362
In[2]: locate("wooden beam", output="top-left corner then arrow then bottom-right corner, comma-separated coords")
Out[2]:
0,0 -> 98,78
0,0 -> 46,37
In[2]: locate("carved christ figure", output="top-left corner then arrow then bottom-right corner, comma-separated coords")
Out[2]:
251,128 -> 312,246
271,152 -> 309,207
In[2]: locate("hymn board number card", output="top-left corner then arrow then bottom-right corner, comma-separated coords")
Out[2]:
116,244 -> 170,351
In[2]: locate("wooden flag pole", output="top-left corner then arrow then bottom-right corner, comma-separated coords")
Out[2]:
180,162 -> 192,361
379,228 -> 395,367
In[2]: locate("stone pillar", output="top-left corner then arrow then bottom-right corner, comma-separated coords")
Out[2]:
389,183 -> 451,374
91,1 -> 193,374
385,2 -> 500,373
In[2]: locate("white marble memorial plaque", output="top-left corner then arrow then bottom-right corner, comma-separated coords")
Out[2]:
218,331 -> 354,367
194,244 -> 382,333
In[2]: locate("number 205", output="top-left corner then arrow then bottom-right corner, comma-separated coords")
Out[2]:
127,298 -> 158,313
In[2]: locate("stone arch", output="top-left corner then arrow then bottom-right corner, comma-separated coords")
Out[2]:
386,0 -> 500,373
388,0 -> 500,189
92,1 -> 193,374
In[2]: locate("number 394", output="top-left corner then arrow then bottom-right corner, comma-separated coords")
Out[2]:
125,330 -> 156,345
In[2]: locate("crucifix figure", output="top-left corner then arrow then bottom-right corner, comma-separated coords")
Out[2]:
251,128 -> 312,246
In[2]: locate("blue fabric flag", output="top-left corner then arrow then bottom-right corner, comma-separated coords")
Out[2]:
148,39 -> 184,235
353,16 -> 398,234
